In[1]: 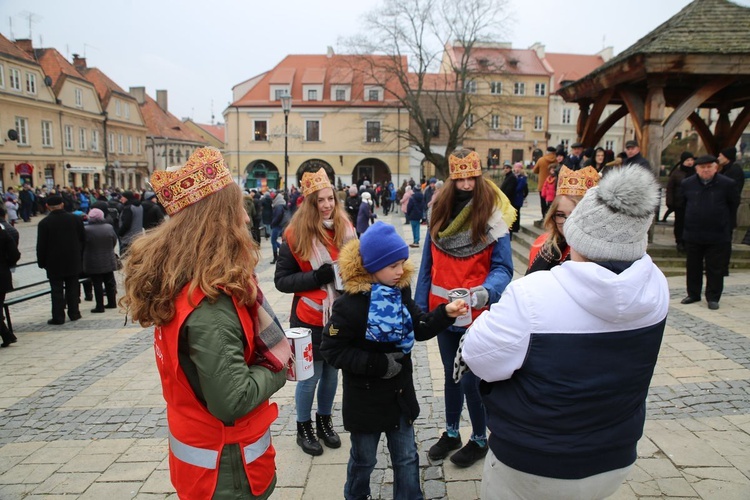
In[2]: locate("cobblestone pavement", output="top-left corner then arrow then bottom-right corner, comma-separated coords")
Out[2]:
0,207 -> 749,499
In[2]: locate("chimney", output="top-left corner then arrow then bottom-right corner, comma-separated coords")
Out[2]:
597,46 -> 614,63
326,46 -> 335,58
72,53 -> 87,70
156,89 -> 168,112
15,38 -> 34,57
529,42 -> 545,60
129,86 -> 146,105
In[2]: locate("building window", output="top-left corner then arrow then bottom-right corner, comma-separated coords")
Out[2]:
75,88 -> 83,107
605,140 -> 615,151
490,115 -> 500,130
15,117 -> 29,145
92,130 -> 99,151
513,115 -> 523,130
465,114 -> 474,129
368,89 -> 380,101
464,80 -> 477,94
41,121 -> 53,147
488,148 -> 500,167
274,89 -> 287,100
118,134 -> 124,153
79,128 -> 87,150
307,89 -> 318,101
115,99 -> 121,116
534,115 -> 543,130
366,121 -> 381,143
108,132 -> 115,152
335,88 -> 346,101
426,118 -> 440,137
490,81 -> 502,95
534,83 -> 546,96
0,65 -> 5,88
561,139 -> 570,150
127,136 -> 133,154
26,73 -> 36,94
562,108 -> 572,124
64,125 -> 74,149
254,120 -> 268,141
513,82 -> 525,95
9,68 -> 21,91
136,137 -> 142,153
125,103 -> 130,119
306,120 -> 320,141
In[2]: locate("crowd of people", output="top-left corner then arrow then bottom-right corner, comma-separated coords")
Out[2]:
3,137 -> 746,499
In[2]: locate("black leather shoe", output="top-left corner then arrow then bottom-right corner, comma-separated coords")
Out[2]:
680,296 -> 700,305
297,420 -> 323,456
708,301 -> 720,310
69,313 -> 82,321
91,307 -> 105,313
316,413 -> 341,449
47,319 -> 65,325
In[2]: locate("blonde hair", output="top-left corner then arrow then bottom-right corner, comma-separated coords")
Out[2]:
542,194 -> 582,256
121,184 -> 259,327
284,187 -> 351,261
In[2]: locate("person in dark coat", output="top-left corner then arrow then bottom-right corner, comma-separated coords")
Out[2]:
664,152 -> 695,251
500,163 -> 518,208
356,192 -> 376,236
83,208 -> 118,313
0,206 -> 20,246
18,184 -> 34,222
680,155 -> 740,310
344,185 -> 361,225
261,192 -> 273,239
141,191 -> 166,230
117,191 -> 144,255
624,139 -> 652,170
321,223 -> 466,500
562,142 -> 583,171
270,193 -> 286,264
0,225 -> 20,347
511,162 -> 528,234
405,185 -> 423,247
37,195 -> 86,324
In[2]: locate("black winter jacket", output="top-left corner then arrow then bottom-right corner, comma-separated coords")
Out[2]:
37,210 -> 85,279
320,239 -> 454,433
682,173 -> 740,243
0,227 -> 20,292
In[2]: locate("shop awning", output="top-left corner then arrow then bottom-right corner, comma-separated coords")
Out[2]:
15,163 -> 34,175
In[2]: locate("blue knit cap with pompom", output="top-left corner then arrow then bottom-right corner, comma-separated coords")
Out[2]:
564,166 -> 659,262
360,222 -> 409,273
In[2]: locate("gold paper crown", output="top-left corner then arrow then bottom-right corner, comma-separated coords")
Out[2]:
449,151 -> 482,180
150,147 -> 233,216
301,167 -> 332,197
556,166 -> 599,197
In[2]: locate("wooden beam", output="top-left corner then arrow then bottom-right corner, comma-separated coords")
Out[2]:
688,112 -> 717,155
576,101 -> 591,141
592,105 -> 629,146
645,54 -> 750,76
726,105 -> 750,149
619,88 -> 645,143
581,88 -> 615,146
661,77 -> 737,150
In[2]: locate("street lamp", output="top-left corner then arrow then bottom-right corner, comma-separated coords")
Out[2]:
280,92 -> 292,192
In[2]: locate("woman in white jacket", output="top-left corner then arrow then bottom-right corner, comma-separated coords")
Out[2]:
462,166 -> 669,500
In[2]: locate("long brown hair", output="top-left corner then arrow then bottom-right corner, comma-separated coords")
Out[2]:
542,194 -> 582,256
121,184 -> 259,327
284,187 -> 351,261
429,176 -> 498,245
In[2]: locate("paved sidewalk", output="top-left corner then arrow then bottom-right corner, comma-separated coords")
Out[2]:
0,208 -> 749,499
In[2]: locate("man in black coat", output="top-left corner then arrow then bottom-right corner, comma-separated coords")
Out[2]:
563,142 -> 583,171
624,140 -> 652,170
37,195 -> 86,324
141,191 -> 166,230
500,163 -> 518,205
680,155 -> 740,310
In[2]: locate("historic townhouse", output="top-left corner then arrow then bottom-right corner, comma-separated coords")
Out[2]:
441,42 -> 551,166
0,35 -> 95,190
225,51 -> 409,190
130,87 -> 206,180
75,55 -> 149,189
182,119 -> 225,151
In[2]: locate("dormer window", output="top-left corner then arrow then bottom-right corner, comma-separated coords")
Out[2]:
75,88 -> 83,107
331,85 -> 351,102
308,89 -> 318,101
364,86 -> 383,102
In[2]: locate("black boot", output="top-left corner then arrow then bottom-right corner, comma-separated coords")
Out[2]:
297,420 -> 323,456
316,413 -> 341,449
0,323 -> 16,348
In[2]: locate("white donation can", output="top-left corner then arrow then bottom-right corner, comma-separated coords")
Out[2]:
285,327 -> 314,381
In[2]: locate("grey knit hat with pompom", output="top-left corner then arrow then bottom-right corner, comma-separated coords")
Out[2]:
563,166 -> 658,262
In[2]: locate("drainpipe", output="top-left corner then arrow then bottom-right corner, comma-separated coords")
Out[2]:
236,106 -> 241,185
102,111 -> 109,187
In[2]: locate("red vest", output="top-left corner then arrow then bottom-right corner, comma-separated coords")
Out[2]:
527,233 -> 569,271
154,286 -> 278,499
287,230 -> 340,326
428,243 -> 494,323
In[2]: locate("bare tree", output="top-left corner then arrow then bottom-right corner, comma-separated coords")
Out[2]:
342,0 -> 510,178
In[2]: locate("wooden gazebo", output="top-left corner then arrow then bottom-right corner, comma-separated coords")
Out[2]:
558,0 -> 750,171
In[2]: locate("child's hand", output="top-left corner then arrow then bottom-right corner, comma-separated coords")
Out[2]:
446,299 -> 468,318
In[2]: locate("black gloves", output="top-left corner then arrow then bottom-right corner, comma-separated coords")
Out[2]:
315,263 -> 336,285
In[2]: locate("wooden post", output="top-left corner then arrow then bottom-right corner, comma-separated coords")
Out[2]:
642,78 -> 666,176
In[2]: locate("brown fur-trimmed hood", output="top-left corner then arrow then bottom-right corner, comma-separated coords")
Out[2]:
338,238 -> 414,294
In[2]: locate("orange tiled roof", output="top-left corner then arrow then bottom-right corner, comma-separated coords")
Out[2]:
34,47 -> 89,94
231,54 -> 406,108
447,45 -> 551,77
0,34 -> 36,63
195,123 -> 225,143
410,72 -> 456,92
79,66 -> 129,108
139,93 -> 206,143
544,53 -> 605,91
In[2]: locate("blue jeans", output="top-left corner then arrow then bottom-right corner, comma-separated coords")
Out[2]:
437,329 -> 487,440
345,415 -> 422,500
271,226 -> 282,257
409,220 -> 421,245
295,360 -> 338,422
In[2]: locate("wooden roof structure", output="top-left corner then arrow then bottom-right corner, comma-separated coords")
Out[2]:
558,0 -> 750,169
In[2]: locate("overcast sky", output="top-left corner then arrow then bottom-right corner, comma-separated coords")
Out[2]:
3,0 -> 747,124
